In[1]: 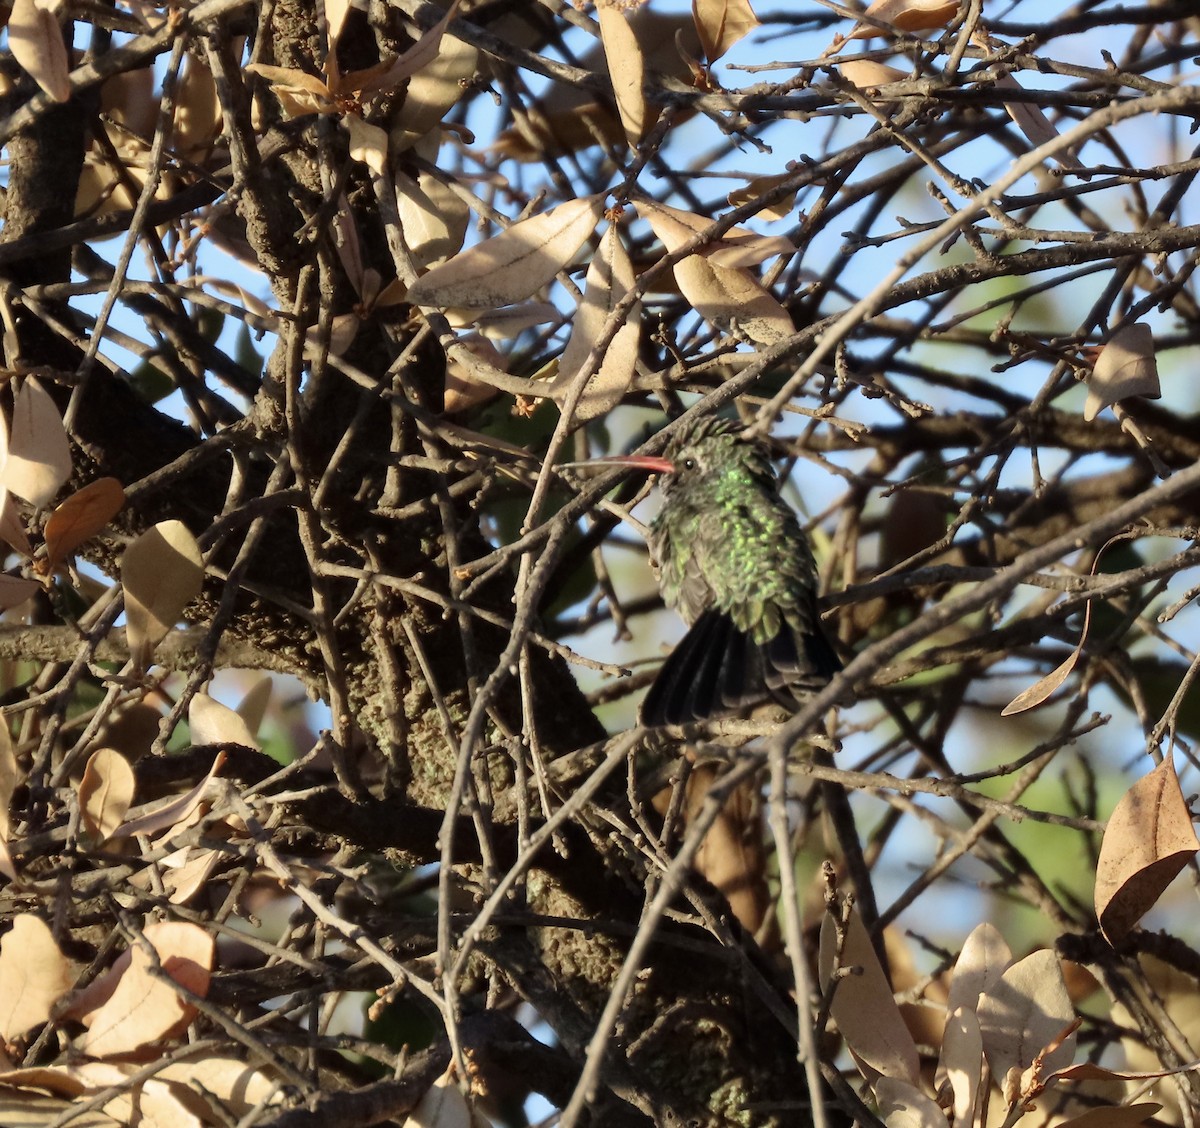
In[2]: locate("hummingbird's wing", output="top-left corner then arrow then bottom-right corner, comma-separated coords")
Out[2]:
640,606 -> 842,726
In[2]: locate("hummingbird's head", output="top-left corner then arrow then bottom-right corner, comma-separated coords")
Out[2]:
560,415 -> 778,495
657,416 -> 778,499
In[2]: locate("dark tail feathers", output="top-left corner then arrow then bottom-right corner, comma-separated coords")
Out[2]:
640,608 -> 841,727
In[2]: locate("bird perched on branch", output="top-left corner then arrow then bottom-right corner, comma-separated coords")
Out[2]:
593,416 -> 842,726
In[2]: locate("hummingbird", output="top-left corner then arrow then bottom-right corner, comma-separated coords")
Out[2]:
593,416 -> 842,726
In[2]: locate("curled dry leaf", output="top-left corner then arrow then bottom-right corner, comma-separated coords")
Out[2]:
848,0 -> 961,38
554,224 -> 641,423
78,748 -> 135,843
598,2 -> 649,147
346,116 -> 389,176
1084,322 -> 1161,422
819,905 -> 920,1085
43,477 -> 125,570
692,0 -> 760,64
0,914 -> 75,1042
1,377 -> 73,509
111,750 -> 226,841
244,63 -> 337,116
1003,588 -> 1096,715
1001,647 -> 1078,715
7,0 -> 70,103
396,171 -> 470,270
995,74 -> 1082,172
977,949 -> 1076,1101
121,520 -> 204,672
407,195 -> 604,310
189,692 -> 261,750
727,170 -> 798,221
1095,755 -> 1200,943
873,1076 -> 950,1128
836,58 -> 910,89
76,921 -> 215,1058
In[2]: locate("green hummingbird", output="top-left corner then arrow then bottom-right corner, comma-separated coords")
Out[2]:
595,416 -> 842,726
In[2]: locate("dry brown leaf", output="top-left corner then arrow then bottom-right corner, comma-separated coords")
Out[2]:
1003,585 -> 1097,715
7,0 -> 70,103
76,921 -> 214,1057
189,692 -> 261,750
1084,323 -> 1161,422
819,906 -> 920,1084
673,255 -> 793,346
1,377 -> 73,508
445,303 -> 561,339
354,0 -> 462,101
692,0 -> 759,64
396,171 -> 470,270
977,950 -> 1076,1099
162,845 -> 222,905
554,224 -> 641,423
244,63 -> 337,116
0,914 -> 75,1042
78,748 -> 135,843
392,27 -> 477,149
598,3 -> 649,147
407,195 -> 603,309
155,1057 -> 284,1117
929,929 -> 1005,1111
444,334 -> 507,414
1095,755 -> 1200,943
0,1092 -> 121,1126
726,170 -> 798,221
996,74 -> 1082,172
111,751 -> 225,841
873,1076 -> 949,1127
937,1006 -> 982,1124
121,520 -> 204,671
0,575 -> 41,613
1001,648 -> 1079,715
103,1078 -> 205,1128
0,490 -> 33,559
324,0 -> 352,44
636,198 -> 796,265
346,116 -> 389,176
0,721 -> 20,841
173,56 -> 222,156
235,676 -> 273,738
836,58 -> 910,89
0,718 -> 20,881
44,478 -> 125,570
1055,1106 -> 1162,1128
401,1066 -> 489,1128
848,0 -> 960,38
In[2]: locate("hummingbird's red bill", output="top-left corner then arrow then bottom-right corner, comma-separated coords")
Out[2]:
559,454 -> 675,475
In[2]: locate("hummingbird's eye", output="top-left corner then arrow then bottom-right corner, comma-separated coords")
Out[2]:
682,457 -> 696,471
